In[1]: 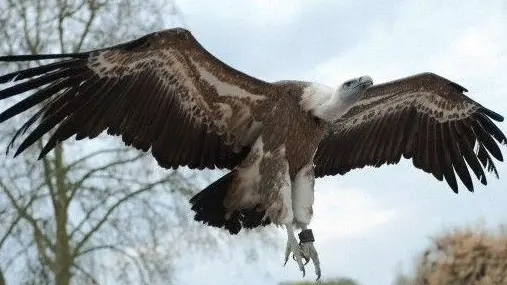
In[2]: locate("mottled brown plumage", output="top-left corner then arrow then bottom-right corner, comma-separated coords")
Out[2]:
0,28 -> 269,171
315,73 -> 506,193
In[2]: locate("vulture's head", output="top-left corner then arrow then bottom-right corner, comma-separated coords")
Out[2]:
337,75 -> 373,103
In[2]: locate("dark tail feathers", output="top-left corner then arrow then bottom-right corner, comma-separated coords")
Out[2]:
190,171 -> 270,234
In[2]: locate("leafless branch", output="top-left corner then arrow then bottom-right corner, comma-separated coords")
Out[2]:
39,140 -> 57,211
3,239 -> 35,272
68,153 -> 144,200
72,263 -> 101,285
65,147 -> 131,171
0,215 -> 22,248
73,0 -> 99,52
73,175 -> 175,256
78,244 -> 148,284
0,183 -> 55,270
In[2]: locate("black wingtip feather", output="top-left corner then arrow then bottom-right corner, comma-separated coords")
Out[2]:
447,123 -> 474,192
0,68 -> 83,100
13,146 -> 24,158
0,82 -> 63,123
477,144 -> 499,178
475,113 -> 507,145
0,53 -> 88,61
6,109 -> 44,155
39,121 -> 75,159
448,81 -> 468,93
0,59 -> 81,84
480,107 -> 504,122
38,149 -> 49,160
471,120 -> 504,162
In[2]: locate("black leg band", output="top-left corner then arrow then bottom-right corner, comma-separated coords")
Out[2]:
298,229 -> 315,243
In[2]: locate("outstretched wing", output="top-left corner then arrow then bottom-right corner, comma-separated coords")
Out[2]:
314,72 -> 506,192
0,28 -> 272,170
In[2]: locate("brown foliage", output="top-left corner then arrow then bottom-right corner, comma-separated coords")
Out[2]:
413,226 -> 507,285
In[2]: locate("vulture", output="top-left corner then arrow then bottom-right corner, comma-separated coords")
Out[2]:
1,28 -> 505,279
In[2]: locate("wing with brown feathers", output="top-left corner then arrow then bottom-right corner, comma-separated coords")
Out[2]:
314,72 -> 506,192
0,28 -> 273,170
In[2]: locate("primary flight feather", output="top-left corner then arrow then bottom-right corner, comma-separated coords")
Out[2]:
1,28 -> 505,279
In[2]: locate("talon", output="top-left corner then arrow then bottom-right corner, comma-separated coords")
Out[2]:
292,248 -> 310,266
299,242 -> 310,265
292,253 -> 308,263
303,257 -> 310,266
283,224 -> 306,274
298,229 -> 321,280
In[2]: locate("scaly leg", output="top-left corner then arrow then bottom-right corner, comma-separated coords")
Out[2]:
298,227 -> 321,280
292,163 -> 321,279
257,144 -> 305,275
284,223 -> 306,276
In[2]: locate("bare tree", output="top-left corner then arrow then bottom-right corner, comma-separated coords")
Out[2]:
0,268 -> 5,285
0,1 -> 225,285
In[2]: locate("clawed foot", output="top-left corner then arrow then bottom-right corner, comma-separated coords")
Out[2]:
283,225 -> 321,280
300,241 -> 321,280
284,225 -> 306,276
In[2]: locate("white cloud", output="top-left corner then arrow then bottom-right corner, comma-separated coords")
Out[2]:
178,0 -> 307,26
312,180 -> 397,240
304,0 -> 507,89
432,22 -> 506,79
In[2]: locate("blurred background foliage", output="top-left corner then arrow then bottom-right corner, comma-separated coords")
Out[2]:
279,224 -> 507,285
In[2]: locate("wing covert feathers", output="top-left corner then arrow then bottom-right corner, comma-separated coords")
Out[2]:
315,73 -> 506,193
0,28 -> 269,170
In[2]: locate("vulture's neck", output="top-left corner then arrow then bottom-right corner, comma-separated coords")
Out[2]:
299,83 -> 352,123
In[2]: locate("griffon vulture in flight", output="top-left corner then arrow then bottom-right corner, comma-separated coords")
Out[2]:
1,28 -> 506,279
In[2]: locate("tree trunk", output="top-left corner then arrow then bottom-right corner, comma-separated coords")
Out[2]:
53,144 -> 72,285
0,268 -> 6,285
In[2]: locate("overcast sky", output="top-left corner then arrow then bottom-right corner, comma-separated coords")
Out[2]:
171,1 -> 507,285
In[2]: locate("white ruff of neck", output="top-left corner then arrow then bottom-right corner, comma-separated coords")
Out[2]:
299,83 -> 353,123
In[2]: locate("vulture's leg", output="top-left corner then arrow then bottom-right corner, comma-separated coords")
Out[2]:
258,143 -> 306,276
298,227 -> 320,280
292,163 -> 321,280
284,223 -> 306,275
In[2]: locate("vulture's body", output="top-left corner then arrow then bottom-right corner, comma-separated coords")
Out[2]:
1,28 -> 506,279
